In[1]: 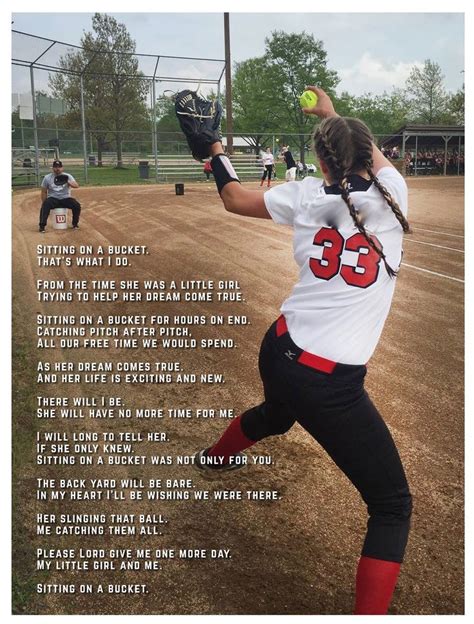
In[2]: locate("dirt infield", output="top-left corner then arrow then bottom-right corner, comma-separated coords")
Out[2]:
12,176 -> 464,615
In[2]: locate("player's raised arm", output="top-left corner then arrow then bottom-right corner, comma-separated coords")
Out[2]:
174,89 -> 270,219
302,86 -> 395,175
208,144 -> 271,219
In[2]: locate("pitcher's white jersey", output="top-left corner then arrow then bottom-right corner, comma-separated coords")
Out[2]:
264,167 -> 408,364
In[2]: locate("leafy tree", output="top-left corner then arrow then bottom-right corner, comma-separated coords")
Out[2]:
232,31 -> 339,161
264,31 -> 339,161
50,13 -> 150,167
448,84 -> 464,124
232,57 -> 280,152
405,60 -> 447,124
347,89 -> 409,138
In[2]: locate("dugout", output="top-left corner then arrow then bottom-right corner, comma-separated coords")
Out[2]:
381,125 -> 464,176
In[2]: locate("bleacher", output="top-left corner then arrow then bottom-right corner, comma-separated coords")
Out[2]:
88,152 -> 142,166
148,153 -> 264,182
12,148 -> 56,187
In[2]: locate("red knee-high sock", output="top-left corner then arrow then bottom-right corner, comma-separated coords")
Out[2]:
354,556 -> 401,615
207,415 -> 255,463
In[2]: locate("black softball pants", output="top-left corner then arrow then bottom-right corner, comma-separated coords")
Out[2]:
240,320 -> 412,563
39,197 -> 81,228
261,165 -> 273,181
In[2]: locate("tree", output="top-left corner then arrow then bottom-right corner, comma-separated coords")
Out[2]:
264,31 -> 339,162
232,31 -> 339,161
448,84 -> 464,125
405,60 -> 447,124
50,13 -> 150,167
232,57 -> 281,152
347,89 -> 410,137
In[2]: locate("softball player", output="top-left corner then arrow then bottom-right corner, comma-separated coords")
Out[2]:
190,87 -> 412,615
281,146 -> 297,181
39,160 -> 81,232
260,147 -> 275,187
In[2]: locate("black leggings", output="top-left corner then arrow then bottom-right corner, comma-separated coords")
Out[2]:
39,197 -> 81,228
240,321 -> 412,563
261,165 -> 273,181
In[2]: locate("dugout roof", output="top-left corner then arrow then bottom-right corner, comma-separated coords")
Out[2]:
381,124 -> 464,150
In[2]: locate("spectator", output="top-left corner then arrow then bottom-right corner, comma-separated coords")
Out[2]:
203,159 -> 213,181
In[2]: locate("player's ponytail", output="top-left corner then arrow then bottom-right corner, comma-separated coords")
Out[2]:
313,117 -> 410,279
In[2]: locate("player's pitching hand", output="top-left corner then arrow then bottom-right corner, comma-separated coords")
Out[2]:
302,86 -> 338,119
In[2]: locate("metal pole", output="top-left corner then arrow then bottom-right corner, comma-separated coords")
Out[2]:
29,65 -> 40,186
457,135 -> 461,175
149,80 -> 155,167
414,135 -> 418,175
224,13 -> 233,155
80,75 -> 88,183
20,117 -> 25,149
443,136 -> 448,176
401,132 -> 406,176
152,80 -> 158,182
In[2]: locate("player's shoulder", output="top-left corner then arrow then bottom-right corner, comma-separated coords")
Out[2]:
376,166 -> 407,191
300,175 -> 325,194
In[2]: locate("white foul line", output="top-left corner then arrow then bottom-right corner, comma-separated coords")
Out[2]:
412,227 -> 464,239
404,239 -> 464,253
401,263 -> 464,283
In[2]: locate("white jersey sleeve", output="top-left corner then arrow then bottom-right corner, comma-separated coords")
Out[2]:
263,180 -> 305,225
376,167 -> 408,217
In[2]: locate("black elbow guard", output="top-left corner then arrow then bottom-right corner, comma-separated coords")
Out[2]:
210,154 -> 241,194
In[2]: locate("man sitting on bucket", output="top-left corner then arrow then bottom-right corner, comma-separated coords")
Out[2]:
39,160 -> 81,233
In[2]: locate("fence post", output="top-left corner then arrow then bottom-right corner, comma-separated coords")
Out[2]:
152,80 -> 158,183
457,136 -> 461,176
80,75 -> 88,184
29,65 -> 40,186
414,135 -> 418,175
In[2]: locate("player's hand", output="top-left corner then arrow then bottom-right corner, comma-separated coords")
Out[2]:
302,86 -> 338,119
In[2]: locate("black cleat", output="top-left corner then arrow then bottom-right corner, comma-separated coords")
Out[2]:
39,226 -> 45,233
193,447 -> 247,477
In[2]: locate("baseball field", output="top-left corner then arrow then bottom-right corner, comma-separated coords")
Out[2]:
12,175 -> 464,615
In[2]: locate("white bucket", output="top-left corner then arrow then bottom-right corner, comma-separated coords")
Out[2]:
52,208 -> 68,230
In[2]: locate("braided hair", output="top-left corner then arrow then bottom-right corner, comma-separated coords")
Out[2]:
313,117 -> 410,278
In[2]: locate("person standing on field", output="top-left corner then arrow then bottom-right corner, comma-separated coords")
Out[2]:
281,146 -> 297,181
176,85 -> 412,615
260,147 -> 275,187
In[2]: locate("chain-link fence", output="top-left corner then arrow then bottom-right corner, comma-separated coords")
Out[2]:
12,31 -> 464,188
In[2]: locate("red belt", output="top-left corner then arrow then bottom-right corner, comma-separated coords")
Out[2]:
275,315 -> 337,374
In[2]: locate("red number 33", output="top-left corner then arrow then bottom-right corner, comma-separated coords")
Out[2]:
309,227 -> 382,288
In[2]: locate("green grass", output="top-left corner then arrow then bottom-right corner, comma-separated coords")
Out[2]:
12,152 -> 322,189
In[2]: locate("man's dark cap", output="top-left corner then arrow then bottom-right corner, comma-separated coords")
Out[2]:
52,160 -> 63,167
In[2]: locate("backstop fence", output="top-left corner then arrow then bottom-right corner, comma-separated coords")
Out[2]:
12,30 -> 464,188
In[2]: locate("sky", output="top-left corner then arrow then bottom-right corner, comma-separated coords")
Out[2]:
11,11 -> 464,98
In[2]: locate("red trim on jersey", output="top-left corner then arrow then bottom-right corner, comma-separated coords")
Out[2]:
297,350 -> 337,374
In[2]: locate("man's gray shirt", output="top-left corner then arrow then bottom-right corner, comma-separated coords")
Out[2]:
41,173 -> 76,199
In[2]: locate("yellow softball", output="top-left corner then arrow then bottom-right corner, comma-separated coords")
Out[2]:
299,90 -> 318,109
